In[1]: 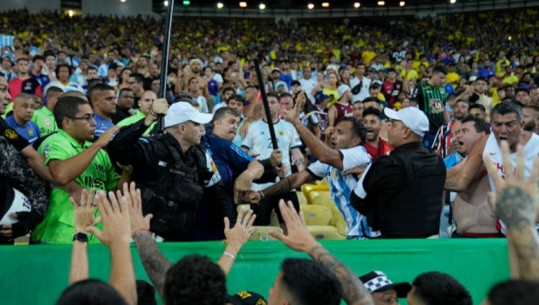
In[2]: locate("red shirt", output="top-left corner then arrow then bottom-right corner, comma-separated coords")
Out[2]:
364,137 -> 393,159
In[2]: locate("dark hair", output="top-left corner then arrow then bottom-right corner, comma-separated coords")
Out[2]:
43,50 -> 56,59
461,116 -> 489,133
54,96 -> 89,128
56,279 -> 128,305
490,101 -> 524,121
32,55 -> 45,63
222,86 -> 235,95
87,66 -> 98,72
130,73 -> 145,84
475,76 -> 487,84
212,107 -> 240,126
340,117 -> 367,144
412,272 -> 472,305
361,107 -> 382,119
16,57 -> 28,64
136,280 -> 157,305
46,86 -> 64,98
280,258 -> 341,305
89,83 -> 115,106
55,63 -> 72,77
173,92 -> 197,107
226,94 -> 244,105
118,88 -> 134,96
266,92 -> 279,101
164,255 -> 226,305
523,104 -> 539,113
487,279 -> 539,305
432,65 -> 448,75
361,96 -> 380,104
468,103 -> 486,113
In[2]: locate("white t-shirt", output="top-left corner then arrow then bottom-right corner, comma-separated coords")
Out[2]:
242,119 -> 302,190
350,76 -> 371,103
483,132 -> 539,233
194,96 -> 209,113
299,77 -> 317,104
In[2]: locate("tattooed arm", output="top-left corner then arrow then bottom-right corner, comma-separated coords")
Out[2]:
270,200 -> 374,305
133,231 -> 172,294
123,182 -> 171,295
484,142 -> 539,281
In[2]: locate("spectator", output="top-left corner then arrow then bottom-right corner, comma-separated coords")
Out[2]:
9,58 -> 43,99
407,272 -> 472,305
5,93 -> 41,145
362,107 -> 393,159
89,84 -> 116,138
111,88 -> 135,124
358,271 -> 411,305
522,104 -> 539,134
46,64 -> 84,94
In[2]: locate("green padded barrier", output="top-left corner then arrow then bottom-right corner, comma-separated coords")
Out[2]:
0,239 -> 509,305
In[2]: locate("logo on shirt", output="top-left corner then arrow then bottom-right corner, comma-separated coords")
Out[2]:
4,128 -> 18,140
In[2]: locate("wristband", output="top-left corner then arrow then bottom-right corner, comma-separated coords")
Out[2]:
223,251 -> 236,260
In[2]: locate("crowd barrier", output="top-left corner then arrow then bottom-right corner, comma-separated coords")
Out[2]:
0,238 -> 509,305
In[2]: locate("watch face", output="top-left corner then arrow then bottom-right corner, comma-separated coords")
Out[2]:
73,232 -> 88,242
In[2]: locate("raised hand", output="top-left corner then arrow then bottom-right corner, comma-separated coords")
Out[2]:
71,188 -> 99,233
224,209 -> 257,253
270,200 -> 317,252
87,190 -> 131,246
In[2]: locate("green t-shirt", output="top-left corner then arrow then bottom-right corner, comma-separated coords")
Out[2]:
31,129 -> 120,244
32,106 -> 58,137
117,110 -> 155,136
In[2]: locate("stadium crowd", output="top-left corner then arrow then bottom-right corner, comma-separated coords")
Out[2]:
1,7 -> 539,305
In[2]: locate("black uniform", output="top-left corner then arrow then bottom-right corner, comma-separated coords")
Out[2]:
0,135 -> 49,243
351,142 -> 446,238
108,119 -> 233,241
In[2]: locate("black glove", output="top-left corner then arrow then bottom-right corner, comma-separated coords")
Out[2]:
9,211 -> 43,238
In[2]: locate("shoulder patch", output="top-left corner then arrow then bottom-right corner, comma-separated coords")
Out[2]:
4,128 -> 18,140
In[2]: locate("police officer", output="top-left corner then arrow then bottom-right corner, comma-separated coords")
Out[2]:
0,135 -> 49,244
351,107 -> 446,238
108,99 -> 234,241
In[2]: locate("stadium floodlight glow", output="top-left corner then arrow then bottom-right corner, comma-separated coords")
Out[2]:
68,10 -> 74,17
399,1 -> 405,6
259,3 -> 266,10
239,1 -> 247,8
217,2 -> 224,8
450,0 -> 456,3
183,0 -> 190,5
377,1 -> 385,6
164,0 -> 168,6
307,3 -> 314,9
322,2 -> 330,7
120,0 -> 126,2
354,2 -> 360,8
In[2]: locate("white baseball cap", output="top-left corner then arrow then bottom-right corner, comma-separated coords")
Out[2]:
384,107 -> 429,137
164,102 -> 213,128
338,84 -> 351,100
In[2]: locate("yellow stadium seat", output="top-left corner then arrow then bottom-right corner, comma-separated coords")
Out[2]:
301,204 -> 332,226
309,191 -> 347,236
301,183 -> 329,204
269,211 -> 280,226
296,191 -> 307,205
249,226 -> 282,241
237,204 -> 251,215
307,226 -> 345,240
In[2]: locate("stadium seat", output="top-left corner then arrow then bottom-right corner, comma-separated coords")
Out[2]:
237,204 -> 251,215
300,183 -> 329,204
301,204 -> 332,226
307,226 -> 345,240
249,226 -> 282,241
296,191 -> 307,205
309,191 -> 347,236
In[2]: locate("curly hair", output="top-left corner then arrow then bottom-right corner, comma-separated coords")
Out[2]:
164,255 -> 227,305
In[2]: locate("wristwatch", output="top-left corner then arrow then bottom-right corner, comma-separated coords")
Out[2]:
73,232 -> 89,243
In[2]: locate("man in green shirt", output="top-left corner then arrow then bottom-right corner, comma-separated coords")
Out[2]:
32,95 -> 128,244
117,90 -> 156,136
32,86 -> 63,137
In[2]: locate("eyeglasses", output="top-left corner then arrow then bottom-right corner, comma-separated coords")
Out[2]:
67,114 -> 95,124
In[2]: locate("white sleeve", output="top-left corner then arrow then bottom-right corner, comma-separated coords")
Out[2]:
241,122 -> 254,149
340,146 -> 371,171
204,151 -> 221,187
353,162 -> 373,199
290,126 -> 303,148
307,160 -> 329,179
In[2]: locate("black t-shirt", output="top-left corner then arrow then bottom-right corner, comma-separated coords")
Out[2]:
0,118 -> 30,152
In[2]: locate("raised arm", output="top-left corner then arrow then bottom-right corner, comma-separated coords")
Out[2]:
270,200 -> 374,305
123,182 -> 171,295
217,209 -> 256,276
49,126 -> 120,185
445,134 -> 487,192
484,142 -> 539,281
